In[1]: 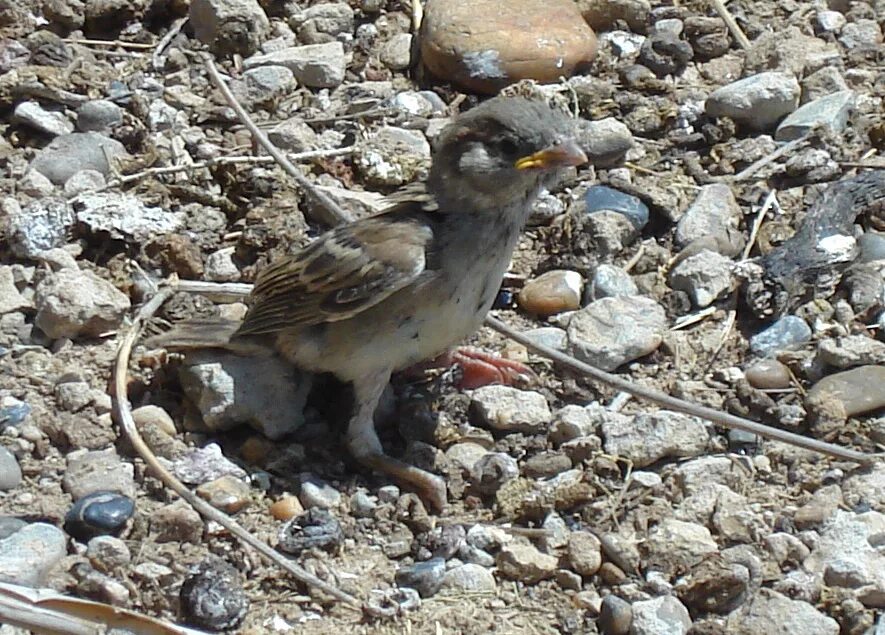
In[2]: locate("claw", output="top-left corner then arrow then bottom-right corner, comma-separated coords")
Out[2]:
451,347 -> 536,389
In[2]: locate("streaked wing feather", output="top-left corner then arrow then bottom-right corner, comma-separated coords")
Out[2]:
235,208 -> 434,336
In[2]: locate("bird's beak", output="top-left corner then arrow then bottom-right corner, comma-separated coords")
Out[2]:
514,138 -> 588,170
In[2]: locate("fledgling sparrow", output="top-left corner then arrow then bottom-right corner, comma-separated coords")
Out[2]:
150,96 -> 587,510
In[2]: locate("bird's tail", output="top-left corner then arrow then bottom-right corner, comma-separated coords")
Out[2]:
144,318 -> 271,356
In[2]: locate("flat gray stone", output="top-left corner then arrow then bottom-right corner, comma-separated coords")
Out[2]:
775,90 -> 855,141
74,192 -> 184,242
243,42 -> 346,88
675,183 -> 742,247
12,101 -> 73,136
806,365 -> 885,417
0,267 -> 31,315
470,386 -> 551,433
34,269 -> 130,339
30,132 -> 128,185
631,596 -> 692,635
566,295 -> 666,371
179,350 -> 313,439
669,250 -> 734,307
603,410 -> 710,467
0,523 -> 67,586
706,71 -> 800,130
725,588 -> 838,634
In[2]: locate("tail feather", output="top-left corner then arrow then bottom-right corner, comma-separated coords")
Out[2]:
145,318 -> 271,356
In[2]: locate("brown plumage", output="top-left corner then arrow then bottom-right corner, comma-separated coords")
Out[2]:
149,96 -> 587,510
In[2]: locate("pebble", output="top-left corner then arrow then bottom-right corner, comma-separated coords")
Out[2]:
30,132 -> 129,185
179,351 -> 313,440
705,71 -> 801,130
807,365 -> 885,417
445,442 -> 489,472
0,447 -> 21,491
598,595 -> 633,635
196,476 -> 251,514
843,464 -> 885,509
7,197 -> 75,259
75,191 -> 184,243
523,451 -> 572,478
469,386 -> 551,433
675,183 -> 741,247
12,101 -> 74,137
814,10 -> 846,34
765,532 -> 810,568
669,250 -> 734,308
270,495 -> 304,521
267,118 -> 319,152
749,316 -> 812,357
75,100 -> 123,132
549,405 -> 598,445
575,118 -> 635,167
64,169 -> 106,197
189,0 -> 269,56
555,568 -> 582,591
299,474 -> 341,510
0,396 -> 30,428
150,501 -> 204,544
395,557 -> 446,597
292,2 -> 354,44
0,517 -> 27,540
801,66 -> 849,104
775,90 -> 855,142
63,448 -> 136,499
518,270 -> 584,316
55,380 -> 93,412
34,268 -> 130,339
745,359 -> 792,389
588,264 -> 638,300
420,0 -> 598,94
231,65 -> 296,108
19,169 -> 56,197
470,452 -> 519,495
643,518 -> 719,573
356,126 -> 431,187
0,266 -> 30,316
441,563 -> 496,593
243,42 -> 346,88
603,410 -> 709,467
585,210 -> 640,257
377,485 -> 401,504
725,588 -> 838,634
179,558 -> 249,631
349,490 -> 377,518
584,185 -> 649,231
64,491 -> 135,541
676,556 -> 750,614
565,295 -> 667,371
567,531 -> 602,576
172,444 -> 247,486
817,335 -> 885,368
631,596 -> 692,635
838,19 -> 883,51
86,535 -> 131,572
0,522 -> 67,586
522,327 -> 568,352
380,33 -> 413,71
277,508 -> 343,555
496,542 -> 557,583
858,232 -> 885,262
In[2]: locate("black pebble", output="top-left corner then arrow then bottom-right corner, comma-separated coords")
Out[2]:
64,491 -> 134,541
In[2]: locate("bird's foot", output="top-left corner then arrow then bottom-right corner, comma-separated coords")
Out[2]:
358,452 -> 447,512
449,346 -> 536,389
403,347 -> 535,390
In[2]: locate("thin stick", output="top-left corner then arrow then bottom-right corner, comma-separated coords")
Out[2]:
485,315 -> 880,465
172,279 -> 880,465
733,134 -> 811,182
202,53 -> 352,226
709,0 -> 751,50
113,283 -> 361,608
78,147 -> 356,197
64,38 -> 156,50
153,16 -> 188,71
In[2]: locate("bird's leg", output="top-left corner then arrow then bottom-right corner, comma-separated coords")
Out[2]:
346,372 -> 447,511
412,346 -> 535,389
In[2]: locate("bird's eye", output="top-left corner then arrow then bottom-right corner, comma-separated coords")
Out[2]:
499,138 -> 519,156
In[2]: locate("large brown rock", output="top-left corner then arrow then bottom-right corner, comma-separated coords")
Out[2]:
420,0 -> 597,94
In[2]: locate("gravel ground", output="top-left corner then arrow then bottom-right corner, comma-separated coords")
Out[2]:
0,0 -> 884,633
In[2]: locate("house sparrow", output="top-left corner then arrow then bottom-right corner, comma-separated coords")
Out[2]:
150,96 -> 587,510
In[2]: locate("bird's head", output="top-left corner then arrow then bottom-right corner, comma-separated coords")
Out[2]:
429,97 -> 587,212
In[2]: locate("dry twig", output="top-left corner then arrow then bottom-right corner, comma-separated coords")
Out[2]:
113,281 -> 361,608
201,54 -> 353,226
709,0 -> 751,50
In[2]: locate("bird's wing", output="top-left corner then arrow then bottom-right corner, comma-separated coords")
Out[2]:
235,205 -> 435,337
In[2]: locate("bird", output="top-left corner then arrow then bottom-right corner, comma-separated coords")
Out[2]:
149,96 -> 587,511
